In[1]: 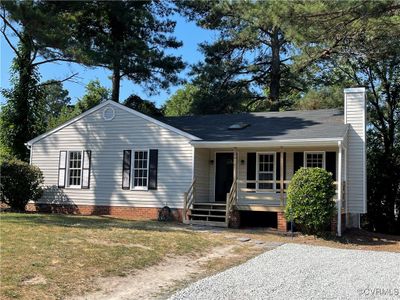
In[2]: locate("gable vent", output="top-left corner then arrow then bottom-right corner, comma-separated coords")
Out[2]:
228,122 -> 249,130
103,107 -> 115,121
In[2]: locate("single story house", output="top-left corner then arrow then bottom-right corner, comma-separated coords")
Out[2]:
26,88 -> 366,235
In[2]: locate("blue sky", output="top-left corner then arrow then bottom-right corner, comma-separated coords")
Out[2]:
0,14 -> 216,107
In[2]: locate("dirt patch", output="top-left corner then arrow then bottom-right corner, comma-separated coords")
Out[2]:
86,238 -> 153,250
21,275 -> 47,286
69,243 -> 244,300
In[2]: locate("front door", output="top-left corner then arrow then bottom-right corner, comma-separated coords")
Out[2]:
215,153 -> 234,202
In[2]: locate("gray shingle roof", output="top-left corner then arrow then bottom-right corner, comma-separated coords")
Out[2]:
161,109 -> 347,141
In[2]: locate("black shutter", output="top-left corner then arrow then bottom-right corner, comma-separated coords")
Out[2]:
81,150 -> 91,189
326,152 -> 337,180
276,152 -> 287,190
58,151 -> 67,188
246,153 -> 256,189
122,150 -> 131,190
293,152 -> 304,174
148,149 -> 158,190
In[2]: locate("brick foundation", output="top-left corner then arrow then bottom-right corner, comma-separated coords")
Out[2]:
277,212 -> 287,232
26,203 -> 183,222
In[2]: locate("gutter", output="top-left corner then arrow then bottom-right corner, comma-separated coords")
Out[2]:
190,137 -> 345,148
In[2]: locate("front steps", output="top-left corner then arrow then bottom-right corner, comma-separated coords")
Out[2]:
188,202 -> 227,227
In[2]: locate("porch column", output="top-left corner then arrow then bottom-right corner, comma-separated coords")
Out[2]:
280,146 -> 284,206
337,141 -> 342,236
233,148 -> 238,203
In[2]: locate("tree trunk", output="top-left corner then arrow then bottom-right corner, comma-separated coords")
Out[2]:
14,33 -> 35,161
269,28 -> 281,111
111,63 -> 120,102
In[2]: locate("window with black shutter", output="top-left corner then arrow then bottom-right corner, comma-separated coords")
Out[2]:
293,152 -> 304,174
58,151 -> 67,188
81,150 -> 91,189
122,150 -> 131,189
148,149 -> 158,190
325,152 -> 337,180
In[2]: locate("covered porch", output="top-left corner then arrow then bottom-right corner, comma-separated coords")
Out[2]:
183,139 -> 347,233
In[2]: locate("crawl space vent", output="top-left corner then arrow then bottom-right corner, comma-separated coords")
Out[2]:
228,122 -> 250,130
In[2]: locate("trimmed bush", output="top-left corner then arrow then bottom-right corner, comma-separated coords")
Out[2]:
0,159 -> 44,211
285,167 -> 336,235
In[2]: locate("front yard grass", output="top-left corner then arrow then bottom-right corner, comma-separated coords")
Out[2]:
0,213 -> 223,299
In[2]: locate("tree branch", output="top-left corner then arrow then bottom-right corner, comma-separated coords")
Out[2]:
32,57 -> 79,67
37,73 -> 79,87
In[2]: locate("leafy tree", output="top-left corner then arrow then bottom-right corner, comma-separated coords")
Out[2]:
41,82 -> 71,116
39,81 -> 71,130
40,1 -> 184,102
294,86 -> 344,110
178,0 -> 306,110
75,80 -> 110,113
163,84 -> 199,116
47,80 -> 110,130
0,2 -> 78,160
123,95 -> 163,117
0,31 -> 45,161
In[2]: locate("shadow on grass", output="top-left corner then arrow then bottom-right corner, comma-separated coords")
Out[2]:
0,212 -> 188,233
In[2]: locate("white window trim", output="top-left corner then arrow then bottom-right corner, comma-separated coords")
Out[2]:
66,150 -> 83,189
130,149 -> 150,191
256,152 -> 276,193
304,151 -> 326,169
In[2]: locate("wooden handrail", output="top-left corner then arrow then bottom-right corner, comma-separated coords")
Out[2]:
183,179 -> 196,224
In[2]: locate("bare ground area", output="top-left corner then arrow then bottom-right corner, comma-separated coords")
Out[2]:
70,226 -> 400,300
70,244 -> 248,300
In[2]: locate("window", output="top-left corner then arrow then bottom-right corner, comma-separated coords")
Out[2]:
132,150 -> 149,190
68,151 -> 82,187
305,152 -> 325,168
257,153 -> 276,191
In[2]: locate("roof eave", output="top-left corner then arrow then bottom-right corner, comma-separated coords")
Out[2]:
190,137 -> 345,148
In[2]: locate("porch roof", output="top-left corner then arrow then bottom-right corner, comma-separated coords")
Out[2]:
162,109 -> 348,143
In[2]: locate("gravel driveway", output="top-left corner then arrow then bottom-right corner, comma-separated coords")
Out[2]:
170,243 -> 400,300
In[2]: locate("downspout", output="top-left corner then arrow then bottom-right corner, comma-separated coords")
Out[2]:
24,143 -> 32,165
337,141 -> 342,236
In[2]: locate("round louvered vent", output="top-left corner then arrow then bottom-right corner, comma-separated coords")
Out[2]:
103,107 -> 115,121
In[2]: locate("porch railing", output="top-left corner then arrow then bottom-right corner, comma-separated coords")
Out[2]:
225,178 -> 238,226
182,179 -> 196,224
236,180 -> 341,206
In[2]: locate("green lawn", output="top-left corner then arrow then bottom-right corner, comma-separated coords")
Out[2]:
0,213 -> 221,299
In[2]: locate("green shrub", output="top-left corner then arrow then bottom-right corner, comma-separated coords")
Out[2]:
0,159 -> 44,211
285,167 -> 336,235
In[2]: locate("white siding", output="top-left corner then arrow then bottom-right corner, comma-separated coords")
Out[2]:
31,104 -> 193,209
344,88 -> 366,213
193,148 -> 210,202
